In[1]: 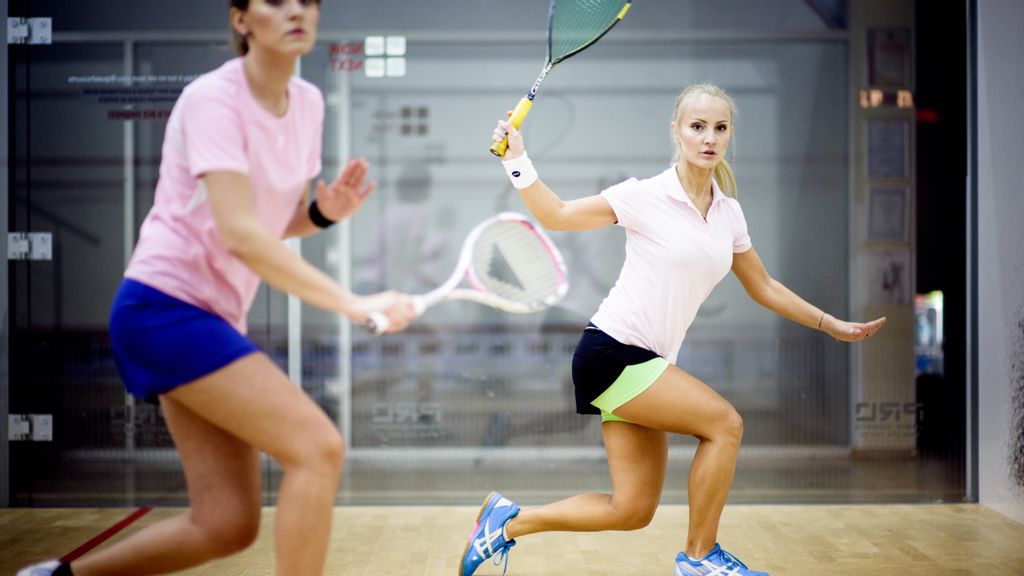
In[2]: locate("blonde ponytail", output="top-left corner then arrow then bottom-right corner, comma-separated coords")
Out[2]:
714,158 -> 737,199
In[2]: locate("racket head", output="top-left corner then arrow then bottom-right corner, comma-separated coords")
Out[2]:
489,1 -> 630,156
548,0 -> 632,65
424,213 -> 568,313
467,212 -> 569,312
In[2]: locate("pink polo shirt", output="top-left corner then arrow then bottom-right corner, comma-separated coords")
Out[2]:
125,58 -> 324,333
590,166 -> 752,361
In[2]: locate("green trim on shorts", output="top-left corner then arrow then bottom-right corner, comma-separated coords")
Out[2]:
592,357 -> 669,423
600,410 -> 632,423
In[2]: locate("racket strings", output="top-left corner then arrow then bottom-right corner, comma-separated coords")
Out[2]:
471,222 -> 564,306
479,232 -> 560,302
550,0 -> 626,61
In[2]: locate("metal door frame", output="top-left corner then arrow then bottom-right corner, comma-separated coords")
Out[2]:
2,0 -> 12,508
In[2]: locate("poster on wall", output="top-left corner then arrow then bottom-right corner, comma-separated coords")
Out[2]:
866,249 -> 911,305
866,119 -> 909,180
867,27 -> 911,88
68,72 -> 199,121
867,186 -> 910,242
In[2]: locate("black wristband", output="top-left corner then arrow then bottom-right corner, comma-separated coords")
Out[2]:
308,200 -> 336,229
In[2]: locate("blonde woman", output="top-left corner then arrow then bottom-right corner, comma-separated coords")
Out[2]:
460,84 -> 885,576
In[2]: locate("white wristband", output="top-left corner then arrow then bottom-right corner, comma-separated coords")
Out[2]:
502,153 -> 539,190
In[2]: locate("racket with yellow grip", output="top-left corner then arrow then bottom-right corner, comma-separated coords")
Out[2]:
490,0 -> 633,157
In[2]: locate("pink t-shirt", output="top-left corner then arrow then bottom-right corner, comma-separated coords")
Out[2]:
125,58 -> 324,333
590,166 -> 752,361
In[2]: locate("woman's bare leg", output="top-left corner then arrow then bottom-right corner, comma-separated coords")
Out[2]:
165,354 -> 344,575
72,387 -> 262,575
506,422 -> 667,537
505,363 -> 742,561
73,353 -> 344,576
614,364 -> 744,559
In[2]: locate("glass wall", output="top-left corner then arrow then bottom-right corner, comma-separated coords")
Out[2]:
5,8 -> 966,506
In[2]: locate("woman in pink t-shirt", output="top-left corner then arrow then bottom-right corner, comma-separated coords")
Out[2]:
458,86 -> 887,576
19,2 -> 417,576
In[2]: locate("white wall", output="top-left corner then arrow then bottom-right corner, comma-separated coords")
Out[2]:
977,0 -> 1024,525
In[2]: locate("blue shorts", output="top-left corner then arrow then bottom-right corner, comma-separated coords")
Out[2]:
109,279 -> 259,400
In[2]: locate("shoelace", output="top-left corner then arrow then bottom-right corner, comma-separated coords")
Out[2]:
490,542 -> 513,575
716,549 -> 749,571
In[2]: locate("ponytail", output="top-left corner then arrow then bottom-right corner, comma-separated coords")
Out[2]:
714,157 -> 737,199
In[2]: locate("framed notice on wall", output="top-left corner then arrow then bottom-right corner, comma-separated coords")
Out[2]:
867,187 -> 909,243
866,119 -> 909,180
867,27 -> 911,88
866,249 -> 911,305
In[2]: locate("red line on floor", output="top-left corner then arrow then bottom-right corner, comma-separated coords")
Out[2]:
60,507 -> 153,564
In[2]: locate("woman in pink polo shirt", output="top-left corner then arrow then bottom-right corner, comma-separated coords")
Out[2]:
459,85 -> 887,576
19,2 -> 417,576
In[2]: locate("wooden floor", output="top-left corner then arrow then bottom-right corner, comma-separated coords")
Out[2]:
3,504 -> 1023,575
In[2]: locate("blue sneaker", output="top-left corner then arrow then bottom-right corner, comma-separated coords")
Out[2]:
674,544 -> 768,576
460,491 -> 520,576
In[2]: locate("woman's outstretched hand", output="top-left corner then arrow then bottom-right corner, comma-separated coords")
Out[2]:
313,157 -> 376,222
822,314 -> 887,343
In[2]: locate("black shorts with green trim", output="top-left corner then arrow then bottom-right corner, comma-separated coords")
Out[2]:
570,323 -> 662,415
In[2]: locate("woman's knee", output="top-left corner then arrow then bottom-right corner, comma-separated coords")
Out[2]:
610,499 -> 658,531
705,405 -> 743,446
286,424 -> 346,477
620,506 -> 657,531
722,407 -> 744,443
216,516 -> 261,555
324,427 -> 346,469
192,510 -> 261,557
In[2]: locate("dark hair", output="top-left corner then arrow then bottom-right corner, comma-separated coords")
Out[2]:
229,0 -> 321,56
230,0 -> 249,55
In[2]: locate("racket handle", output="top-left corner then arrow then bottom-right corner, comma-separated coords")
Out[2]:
412,296 -> 427,315
365,298 -> 426,335
490,97 -> 533,157
366,311 -> 390,335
